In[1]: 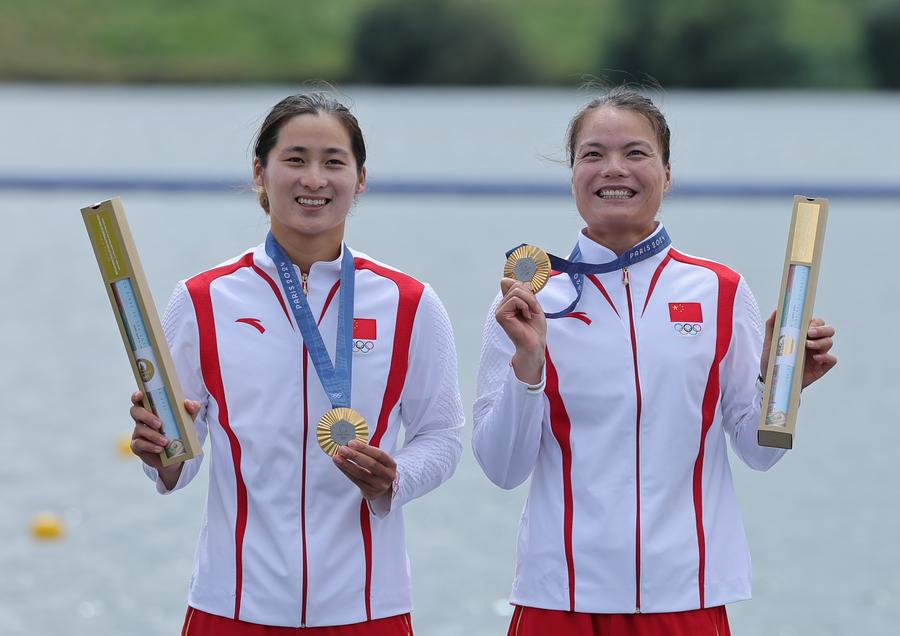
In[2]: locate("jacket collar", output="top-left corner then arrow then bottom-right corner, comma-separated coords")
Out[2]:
575,223 -> 671,273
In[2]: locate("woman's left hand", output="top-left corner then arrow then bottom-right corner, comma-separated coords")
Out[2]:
760,311 -> 837,389
333,439 -> 397,500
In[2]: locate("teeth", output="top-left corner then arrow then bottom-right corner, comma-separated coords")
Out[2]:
598,189 -> 634,199
298,197 -> 327,206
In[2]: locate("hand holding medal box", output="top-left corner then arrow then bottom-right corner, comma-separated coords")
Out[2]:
758,196 -> 829,449
81,197 -> 201,466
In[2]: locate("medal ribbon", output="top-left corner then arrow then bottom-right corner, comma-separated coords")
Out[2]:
507,227 -> 671,318
265,232 -> 355,408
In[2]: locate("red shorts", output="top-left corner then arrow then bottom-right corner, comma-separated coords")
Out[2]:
507,605 -> 730,636
182,607 -> 413,635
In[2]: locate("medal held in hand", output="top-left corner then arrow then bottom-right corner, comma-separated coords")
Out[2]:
265,233 -> 369,457
317,408 -> 368,457
504,245 -> 552,293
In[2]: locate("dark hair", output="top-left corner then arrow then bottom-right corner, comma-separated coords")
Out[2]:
566,85 -> 670,168
253,92 -> 367,212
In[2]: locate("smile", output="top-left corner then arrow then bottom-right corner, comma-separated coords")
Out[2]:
595,188 -> 636,199
296,197 -> 330,207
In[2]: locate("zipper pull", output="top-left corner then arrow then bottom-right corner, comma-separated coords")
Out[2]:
301,271 -> 309,296
622,267 -> 630,287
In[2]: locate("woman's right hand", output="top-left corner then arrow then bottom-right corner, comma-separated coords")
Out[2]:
495,278 -> 547,384
129,391 -> 201,486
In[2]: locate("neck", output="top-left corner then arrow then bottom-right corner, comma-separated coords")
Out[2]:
270,221 -> 344,273
584,222 -> 657,257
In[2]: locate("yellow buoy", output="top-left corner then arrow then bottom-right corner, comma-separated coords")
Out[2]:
117,434 -> 136,458
30,512 -> 64,541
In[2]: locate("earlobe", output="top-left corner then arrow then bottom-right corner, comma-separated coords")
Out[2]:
252,159 -> 264,188
356,166 -> 367,195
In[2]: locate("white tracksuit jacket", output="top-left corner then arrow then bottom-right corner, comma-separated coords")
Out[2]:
473,225 -> 786,614
144,242 -> 464,628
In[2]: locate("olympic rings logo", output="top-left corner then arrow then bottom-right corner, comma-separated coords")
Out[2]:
673,323 -> 703,336
353,339 -> 375,353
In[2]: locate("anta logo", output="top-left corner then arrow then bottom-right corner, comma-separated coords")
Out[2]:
668,302 -> 703,336
353,318 -> 376,354
236,317 -> 265,334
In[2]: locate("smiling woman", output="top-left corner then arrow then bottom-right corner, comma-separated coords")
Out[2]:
472,85 -> 838,636
569,106 -> 671,256
252,94 -> 367,271
126,92 -> 464,635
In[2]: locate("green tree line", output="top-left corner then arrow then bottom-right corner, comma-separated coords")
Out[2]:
2,0 -> 898,87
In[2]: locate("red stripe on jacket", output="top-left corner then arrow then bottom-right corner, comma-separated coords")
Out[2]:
668,250 -> 740,608
185,252 -> 257,620
586,274 -> 620,316
643,252 -> 673,317
545,350 -> 577,612
353,258 -> 425,620
250,263 -> 290,322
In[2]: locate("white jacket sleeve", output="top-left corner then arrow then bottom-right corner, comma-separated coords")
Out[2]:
471,293 -> 546,490
371,284 -> 463,516
720,277 -> 786,471
142,282 -> 209,494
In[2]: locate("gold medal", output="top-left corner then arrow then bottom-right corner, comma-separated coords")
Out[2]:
317,407 -> 369,456
504,244 -> 551,293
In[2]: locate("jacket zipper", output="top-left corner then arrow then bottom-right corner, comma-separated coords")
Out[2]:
300,272 -> 310,627
623,266 -> 642,613
300,346 -> 309,627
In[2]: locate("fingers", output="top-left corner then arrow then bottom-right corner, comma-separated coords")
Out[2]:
130,401 -> 161,431
335,441 -> 396,477
184,399 -> 202,418
803,353 -> 838,388
499,277 -> 517,296
332,459 -> 389,498
806,336 -> 833,353
497,279 -> 542,321
806,319 -> 835,355
765,310 -> 776,330
131,423 -> 168,454
332,440 -> 396,498
346,439 -> 397,467
807,319 -> 834,340
498,294 -> 534,320
801,317 -> 837,388
812,353 -> 838,367
132,394 -> 202,432
500,277 -> 535,297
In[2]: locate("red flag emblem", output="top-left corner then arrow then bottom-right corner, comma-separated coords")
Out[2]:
668,302 -> 703,323
353,318 -> 377,340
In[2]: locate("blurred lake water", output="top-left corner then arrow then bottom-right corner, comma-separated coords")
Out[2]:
0,85 -> 898,635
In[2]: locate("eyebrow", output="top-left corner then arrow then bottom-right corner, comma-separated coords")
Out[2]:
281,146 -> 350,156
579,140 -> 653,151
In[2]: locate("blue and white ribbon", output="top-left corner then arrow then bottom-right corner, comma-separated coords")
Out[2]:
506,227 -> 671,318
265,232 -> 355,409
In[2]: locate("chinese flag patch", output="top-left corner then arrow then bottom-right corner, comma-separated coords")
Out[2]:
668,302 -> 703,323
353,318 -> 377,339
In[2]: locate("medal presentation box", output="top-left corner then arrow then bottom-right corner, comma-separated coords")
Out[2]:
82,197 -> 201,466
758,196 -> 828,450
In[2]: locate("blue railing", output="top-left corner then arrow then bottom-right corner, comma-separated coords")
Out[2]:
1,176 -> 898,198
